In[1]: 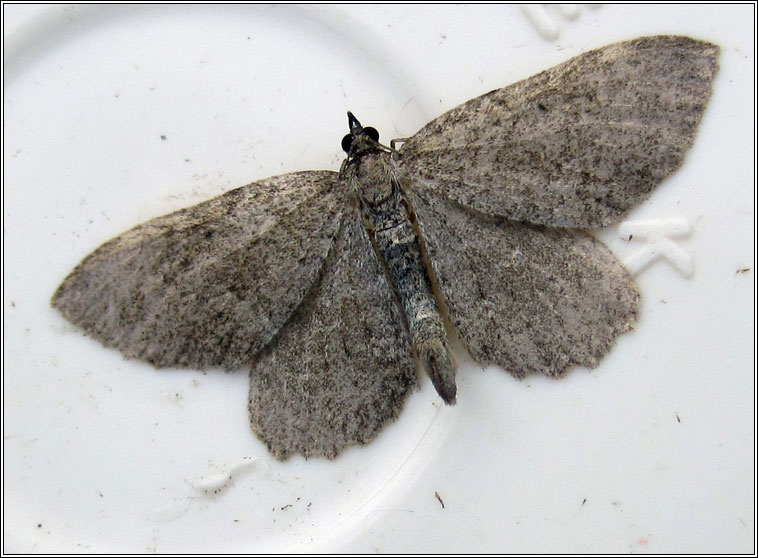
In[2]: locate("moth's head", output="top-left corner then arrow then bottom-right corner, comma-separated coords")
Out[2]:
341,111 -> 381,158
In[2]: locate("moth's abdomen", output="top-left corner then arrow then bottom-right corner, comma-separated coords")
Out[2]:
374,220 -> 456,404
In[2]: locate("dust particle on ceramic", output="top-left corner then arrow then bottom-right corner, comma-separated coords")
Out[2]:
53,36 -> 719,460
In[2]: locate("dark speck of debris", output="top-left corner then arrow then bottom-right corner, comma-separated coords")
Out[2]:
280,504 -> 292,511
434,491 -> 445,509
37,523 -> 42,528
736,267 -> 751,274
160,135 -> 167,141
627,234 -> 634,241
675,412 -> 681,423
581,498 -> 587,506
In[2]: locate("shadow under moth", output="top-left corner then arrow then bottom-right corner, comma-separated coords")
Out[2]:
53,36 -> 719,459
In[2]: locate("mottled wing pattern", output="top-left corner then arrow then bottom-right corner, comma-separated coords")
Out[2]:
402,36 -> 719,227
410,189 -> 639,377
53,170 -> 343,369
248,207 -> 417,459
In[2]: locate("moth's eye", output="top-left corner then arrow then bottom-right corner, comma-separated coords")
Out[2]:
341,134 -> 353,153
364,127 -> 380,142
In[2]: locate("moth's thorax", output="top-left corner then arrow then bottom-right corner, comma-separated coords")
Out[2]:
343,149 -> 407,231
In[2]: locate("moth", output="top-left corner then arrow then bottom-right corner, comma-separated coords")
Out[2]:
53,36 -> 718,459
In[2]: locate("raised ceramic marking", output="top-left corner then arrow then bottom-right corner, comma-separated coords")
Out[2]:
191,457 -> 260,495
52,37 -> 718,460
521,4 -> 595,40
619,218 -> 694,277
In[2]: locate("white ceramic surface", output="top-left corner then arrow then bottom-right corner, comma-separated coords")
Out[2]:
3,4 -> 754,553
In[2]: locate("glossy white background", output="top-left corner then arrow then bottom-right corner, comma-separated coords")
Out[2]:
4,4 -> 754,553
